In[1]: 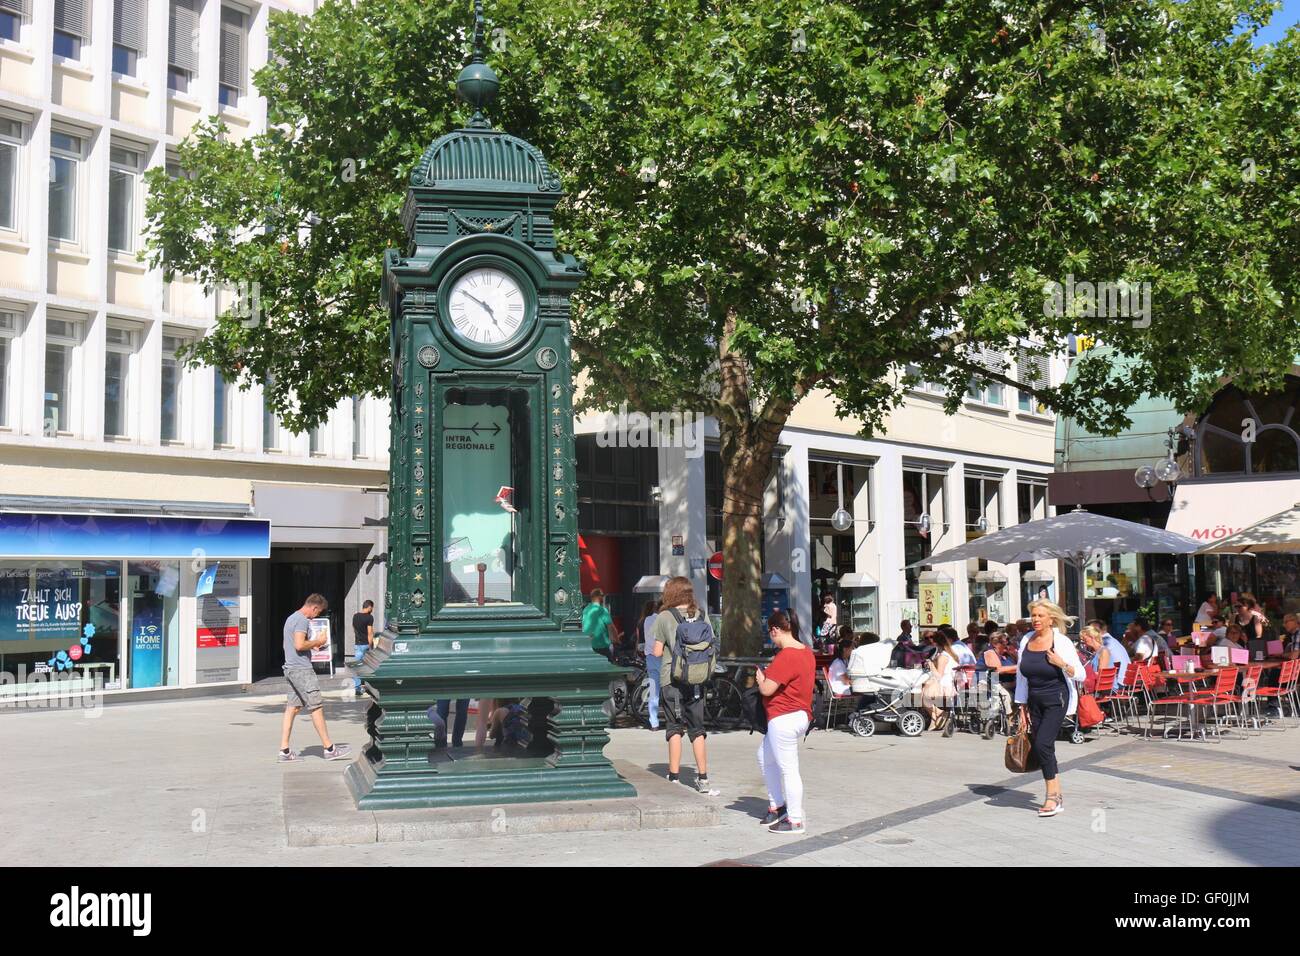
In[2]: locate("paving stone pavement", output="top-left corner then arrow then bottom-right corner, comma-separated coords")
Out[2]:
2,693 -> 1298,866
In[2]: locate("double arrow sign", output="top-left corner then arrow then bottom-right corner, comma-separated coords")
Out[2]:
443,422 -> 502,435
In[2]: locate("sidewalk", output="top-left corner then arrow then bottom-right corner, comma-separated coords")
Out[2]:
3,693 -> 1298,866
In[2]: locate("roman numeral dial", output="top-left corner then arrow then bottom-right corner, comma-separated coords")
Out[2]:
447,267 -> 527,346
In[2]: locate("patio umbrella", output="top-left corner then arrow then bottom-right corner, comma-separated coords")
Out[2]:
1194,501 -> 1300,554
905,509 -> 1202,583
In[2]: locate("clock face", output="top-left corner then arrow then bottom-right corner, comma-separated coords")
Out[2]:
446,267 -> 527,346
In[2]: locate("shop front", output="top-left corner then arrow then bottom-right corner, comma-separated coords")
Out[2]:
1167,476 -> 1300,622
0,511 -> 270,700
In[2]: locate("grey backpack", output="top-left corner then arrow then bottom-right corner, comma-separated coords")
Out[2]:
667,609 -> 718,686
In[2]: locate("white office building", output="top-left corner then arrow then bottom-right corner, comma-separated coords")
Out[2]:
0,0 -> 387,700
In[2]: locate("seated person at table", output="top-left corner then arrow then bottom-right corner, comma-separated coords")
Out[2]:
1081,623 -> 1130,684
947,625 -> 978,667
891,621 -> 922,668
1213,623 -> 1247,649
1154,619 -> 1176,659
828,637 -> 856,697
1283,613 -> 1300,660
979,639 -> 1015,720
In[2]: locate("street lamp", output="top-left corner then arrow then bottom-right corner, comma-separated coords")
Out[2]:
1134,426 -> 1190,494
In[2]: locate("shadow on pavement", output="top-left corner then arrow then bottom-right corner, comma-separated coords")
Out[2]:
966,783 -> 1039,810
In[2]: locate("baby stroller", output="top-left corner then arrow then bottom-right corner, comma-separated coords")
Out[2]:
846,667 -> 932,738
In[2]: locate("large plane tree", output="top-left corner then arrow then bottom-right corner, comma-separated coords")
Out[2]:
146,0 -> 1300,654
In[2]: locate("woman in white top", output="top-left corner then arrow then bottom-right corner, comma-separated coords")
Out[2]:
1014,600 -> 1086,818
828,637 -> 855,697
1194,593 -> 1219,626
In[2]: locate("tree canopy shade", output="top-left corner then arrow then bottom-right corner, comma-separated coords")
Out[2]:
144,0 -> 1300,654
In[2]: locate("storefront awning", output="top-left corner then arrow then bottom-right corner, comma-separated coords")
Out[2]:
1022,570 -> 1055,582
0,513 -> 272,559
1165,478 -> 1300,544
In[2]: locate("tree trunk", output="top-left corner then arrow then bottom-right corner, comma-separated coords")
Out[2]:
719,412 -> 789,657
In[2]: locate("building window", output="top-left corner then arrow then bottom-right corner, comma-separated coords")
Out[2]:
966,377 -> 1005,408
104,324 -> 138,439
0,0 -> 26,44
53,0 -> 86,59
964,471 -> 1002,540
108,145 -> 143,253
903,465 -> 949,597
168,0 -> 201,94
44,316 -> 82,436
213,372 -> 235,446
161,332 -> 188,443
1016,346 -> 1052,416
219,5 -> 248,108
1197,377 -> 1300,477
351,396 -> 366,458
808,456 -> 873,582
0,309 -> 17,427
309,423 -> 324,456
0,116 -> 20,233
1017,478 -> 1047,525
48,131 -> 83,243
903,364 -> 944,395
263,379 -> 282,452
112,0 -> 146,76
965,347 -> 1007,408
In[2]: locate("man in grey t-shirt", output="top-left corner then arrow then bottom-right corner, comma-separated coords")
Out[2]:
278,593 -> 350,763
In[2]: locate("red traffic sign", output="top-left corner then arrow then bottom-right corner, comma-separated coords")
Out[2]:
708,551 -> 723,581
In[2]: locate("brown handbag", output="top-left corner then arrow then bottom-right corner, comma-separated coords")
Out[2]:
1004,712 -> 1040,773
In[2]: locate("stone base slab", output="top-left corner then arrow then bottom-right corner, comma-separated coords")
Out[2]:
284,759 -> 719,846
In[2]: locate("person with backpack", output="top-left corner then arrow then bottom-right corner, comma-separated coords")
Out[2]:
754,611 -> 815,835
650,576 -> 720,795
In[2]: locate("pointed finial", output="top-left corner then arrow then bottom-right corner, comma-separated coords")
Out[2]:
457,0 -> 498,128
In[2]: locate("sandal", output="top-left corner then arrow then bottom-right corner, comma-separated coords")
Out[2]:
1038,795 -> 1063,817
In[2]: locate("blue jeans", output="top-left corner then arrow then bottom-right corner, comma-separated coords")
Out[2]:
646,655 -> 662,728
353,644 -> 367,692
437,698 -> 469,748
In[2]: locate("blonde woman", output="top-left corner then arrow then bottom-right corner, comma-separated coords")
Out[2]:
1014,600 -> 1086,818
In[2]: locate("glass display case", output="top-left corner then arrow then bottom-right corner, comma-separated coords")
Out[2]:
838,573 -> 879,635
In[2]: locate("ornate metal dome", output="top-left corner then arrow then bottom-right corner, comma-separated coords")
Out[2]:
409,129 -> 561,192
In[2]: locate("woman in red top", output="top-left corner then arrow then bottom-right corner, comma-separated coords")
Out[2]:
755,611 -> 815,835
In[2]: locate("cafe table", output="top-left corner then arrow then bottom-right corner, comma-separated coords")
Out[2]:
1155,670 -> 1221,740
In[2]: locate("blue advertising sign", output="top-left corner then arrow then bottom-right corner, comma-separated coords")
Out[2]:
0,569 -> 83,643
130,605 -> 164,689
0,514 -> 271,559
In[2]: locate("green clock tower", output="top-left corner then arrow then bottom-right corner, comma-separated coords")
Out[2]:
347,3 -> 634,809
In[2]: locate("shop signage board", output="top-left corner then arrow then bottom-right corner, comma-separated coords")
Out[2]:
918,582 -> 953,627
309,617 -> 333,665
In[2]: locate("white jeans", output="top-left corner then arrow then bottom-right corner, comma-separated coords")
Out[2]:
756,710 -> 810,823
